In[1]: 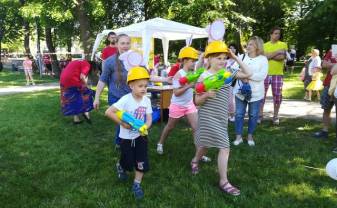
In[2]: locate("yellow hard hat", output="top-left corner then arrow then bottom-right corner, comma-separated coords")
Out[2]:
204,40 -> 229,58
178,46 -> 199,60
127,67 -> 150,83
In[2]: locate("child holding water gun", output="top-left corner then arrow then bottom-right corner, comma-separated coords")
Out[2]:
156,47 -> 210,161
191,40 -> 252,196
105,67 -> 152,200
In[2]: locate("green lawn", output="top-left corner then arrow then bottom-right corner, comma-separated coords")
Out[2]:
0,69 -> 58,88
283,63 -> 306,100
0,89 -> 336,207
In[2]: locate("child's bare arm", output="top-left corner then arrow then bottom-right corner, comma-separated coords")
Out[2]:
174,84 -> 194,96
195,90 -> 216,106
105,106 -> 131,129
145,113 -> 152,129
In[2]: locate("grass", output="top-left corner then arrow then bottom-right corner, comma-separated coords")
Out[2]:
283,62 -> 306,100
0,69 -> 58,88
0,89 -> 337,207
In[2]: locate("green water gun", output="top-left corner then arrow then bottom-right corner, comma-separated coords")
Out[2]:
195,69 -> 232,93
179,67 -> 206,85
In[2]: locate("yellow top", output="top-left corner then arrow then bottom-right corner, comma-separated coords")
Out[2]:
264,41 -> 288,75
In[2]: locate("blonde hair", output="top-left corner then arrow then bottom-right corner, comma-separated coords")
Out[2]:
248,36 -> 264,56
312,49 -> 320,56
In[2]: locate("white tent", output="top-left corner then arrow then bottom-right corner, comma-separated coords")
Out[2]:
91,17 -> 208,66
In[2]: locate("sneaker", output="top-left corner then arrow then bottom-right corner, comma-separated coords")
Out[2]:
257,116 -> 263,124
116,162 -> 128,181
229,116 -> 235,122
233,138 -> 243,146
157,144 -> 163,155
201,155 -> 211,162
313,130 -> 328,139
332,147 -> 337,153
247,140 -> 255,146
273,117 -> 280,125
132,183 -> 144,199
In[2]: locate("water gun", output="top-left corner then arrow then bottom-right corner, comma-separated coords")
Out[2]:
179,67 -> 206,85
116,110 -> 148,136
195,69 -> 232,93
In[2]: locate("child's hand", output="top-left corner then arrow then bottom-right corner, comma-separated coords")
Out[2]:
207,90 -> 217,98
121,122 -> 131,129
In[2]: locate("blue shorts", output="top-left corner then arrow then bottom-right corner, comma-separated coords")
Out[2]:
120,136 -> 149,173
320,86 -> 335,110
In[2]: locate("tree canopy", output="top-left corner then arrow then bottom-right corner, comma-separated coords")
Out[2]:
0,0 -> 336,58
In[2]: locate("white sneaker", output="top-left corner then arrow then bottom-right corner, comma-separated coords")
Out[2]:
201,156 -> 211,162
233,138 -> 243,146
229,116 -> 235,122
247,140 -> 255,146
157,144 -> 163,155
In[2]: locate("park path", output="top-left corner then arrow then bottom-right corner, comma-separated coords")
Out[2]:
0,83 -> 335,121
0,82 -> 59,96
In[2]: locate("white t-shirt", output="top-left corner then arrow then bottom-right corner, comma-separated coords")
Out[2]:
171,69 -> 194,106
308,56 -> 322,76
113,93 -> 152,140
238,54 -> 268,102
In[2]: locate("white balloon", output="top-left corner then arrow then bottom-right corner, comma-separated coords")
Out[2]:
326,158 -> 337,180
209,20 -> 225,41
128,51 -> 143,66
119,50 -> 145,71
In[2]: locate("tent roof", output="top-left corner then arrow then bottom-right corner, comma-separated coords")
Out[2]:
101,17 -> 208,40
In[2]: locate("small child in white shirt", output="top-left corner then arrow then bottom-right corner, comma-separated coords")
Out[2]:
105,67 -> 152,200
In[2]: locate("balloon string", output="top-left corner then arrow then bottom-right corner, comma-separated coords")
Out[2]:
303,165 -> 325,171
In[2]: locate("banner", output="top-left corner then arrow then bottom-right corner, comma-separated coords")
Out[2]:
131,37 -> 155,69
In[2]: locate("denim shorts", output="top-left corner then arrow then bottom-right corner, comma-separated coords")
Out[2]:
320,86 -> 335,110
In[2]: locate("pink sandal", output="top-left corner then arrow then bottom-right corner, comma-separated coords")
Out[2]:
191,161 -> 199,175
219,182 -> 240,196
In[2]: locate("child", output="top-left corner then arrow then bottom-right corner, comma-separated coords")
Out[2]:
156,46 -> 210,162
105,67 -> 152,200
22,55 -> 35,85
306,67 -> 324,101
191,40 -> 252,196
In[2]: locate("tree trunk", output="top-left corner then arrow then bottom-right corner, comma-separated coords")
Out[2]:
74,0 -> 91,60
144,0 -> 150,20
23,21 -> 30,54
20,0 -> 30,55
45,27 -> 60,77
67,38 -> 72,53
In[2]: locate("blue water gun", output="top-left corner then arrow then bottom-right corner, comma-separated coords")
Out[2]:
116,110 -> 148,136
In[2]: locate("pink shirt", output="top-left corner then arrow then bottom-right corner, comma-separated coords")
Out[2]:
23,60 -> 33,70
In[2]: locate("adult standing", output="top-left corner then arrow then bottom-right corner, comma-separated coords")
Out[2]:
331,64 -> 337,153
226,44 -> 240,122
60,60 -> 97,124
313,49 -> 337,139
289,46 -> 296,73
232,36 -> 268,146
43,53 -> 52,76
94,34 -> 131,148
260,27 -> 288,125
303,49 -> 322,101
101,32 -> 118,61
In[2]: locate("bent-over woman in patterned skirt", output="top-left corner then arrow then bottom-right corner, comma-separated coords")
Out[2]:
191,40 -> 252,196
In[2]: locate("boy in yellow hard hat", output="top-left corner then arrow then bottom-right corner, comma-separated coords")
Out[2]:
105,66 -> 152,200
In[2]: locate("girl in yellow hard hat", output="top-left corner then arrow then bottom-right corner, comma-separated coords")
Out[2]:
191,40 -> 253,196
157,46 -> 210,162
105,66 -> 152,200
